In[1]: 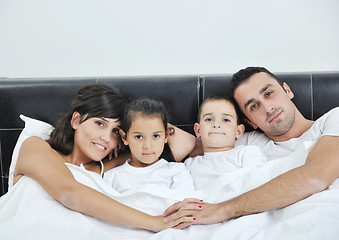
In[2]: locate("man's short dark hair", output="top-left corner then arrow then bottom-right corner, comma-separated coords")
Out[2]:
230,67 -> 283,97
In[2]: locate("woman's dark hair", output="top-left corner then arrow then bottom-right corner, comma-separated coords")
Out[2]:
122,98 -> 175,162
48,82 -> 126,155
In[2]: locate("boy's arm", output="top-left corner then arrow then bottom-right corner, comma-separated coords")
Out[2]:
167,124 -> 198,162
164,135 -> 339,224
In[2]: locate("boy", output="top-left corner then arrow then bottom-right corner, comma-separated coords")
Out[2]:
185,93 -> 267,190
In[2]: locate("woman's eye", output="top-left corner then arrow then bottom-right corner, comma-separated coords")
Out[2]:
95,121 -> 104,127
112,128 -> 120,135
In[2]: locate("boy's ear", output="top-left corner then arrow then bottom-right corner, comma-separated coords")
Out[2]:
71,112 -> 81,130
243,118 -> 257,130
236,124 -> 245,139
194,123 -> 201,138
119,129 -> 128,145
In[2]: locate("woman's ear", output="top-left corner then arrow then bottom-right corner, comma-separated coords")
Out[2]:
193,123 -> 201,138
119,129 -> 128,145
71,112 -> 81,130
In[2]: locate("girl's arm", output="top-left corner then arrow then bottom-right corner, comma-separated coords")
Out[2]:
13,136 -> 187,232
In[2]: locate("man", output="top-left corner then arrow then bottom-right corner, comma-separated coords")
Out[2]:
163,66 -> 339,228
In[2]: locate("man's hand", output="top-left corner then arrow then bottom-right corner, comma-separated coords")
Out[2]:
162,198 -> 229,229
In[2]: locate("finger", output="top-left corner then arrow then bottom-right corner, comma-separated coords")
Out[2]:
162,201 -> 182,217
172,216 -> 197,229
182,198 -> 204,204
178,202 -> 203,211
114,147 -> 118,158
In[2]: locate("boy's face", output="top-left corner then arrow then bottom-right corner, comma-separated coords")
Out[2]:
194,99 -> 244,152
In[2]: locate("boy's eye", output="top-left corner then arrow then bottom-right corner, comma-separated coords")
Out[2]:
266,91 -> 273,97
204,117 -> 212,122
223,118 -> 231,122
112,128 -> 120,135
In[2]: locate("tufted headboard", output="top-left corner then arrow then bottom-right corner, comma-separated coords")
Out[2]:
1,72 -> 339,196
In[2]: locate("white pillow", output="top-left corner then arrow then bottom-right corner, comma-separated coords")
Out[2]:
8,115 -> 54,189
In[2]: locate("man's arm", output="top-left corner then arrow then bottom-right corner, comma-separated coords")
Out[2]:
164,135 -> 339,225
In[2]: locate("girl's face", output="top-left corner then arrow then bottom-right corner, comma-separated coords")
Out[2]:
72,112 -> 121,164
121,113 -> 168,167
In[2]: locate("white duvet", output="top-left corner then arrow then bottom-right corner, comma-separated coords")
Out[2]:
1,141 -> 339,240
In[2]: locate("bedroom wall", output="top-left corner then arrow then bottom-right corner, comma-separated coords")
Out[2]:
0,0 -> 338,78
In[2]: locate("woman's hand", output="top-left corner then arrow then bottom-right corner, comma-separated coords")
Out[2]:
149,214 -> 197,232
162,198 -> 228,228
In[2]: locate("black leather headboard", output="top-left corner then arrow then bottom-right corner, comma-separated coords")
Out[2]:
1,72 -> 338,195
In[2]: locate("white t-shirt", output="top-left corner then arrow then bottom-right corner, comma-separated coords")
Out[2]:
235,107 -> 339,160
103,158 -> 195,193
185,145 -> 267,189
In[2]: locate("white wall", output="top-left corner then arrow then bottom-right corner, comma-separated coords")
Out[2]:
0,0 -> 338,78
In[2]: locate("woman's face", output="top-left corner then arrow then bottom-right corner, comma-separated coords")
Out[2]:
72,113 -> 121,163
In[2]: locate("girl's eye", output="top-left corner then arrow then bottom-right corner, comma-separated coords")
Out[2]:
95,121 -> 104,127
153,134 -> 160,139
112,128 -> 120,135
135,135 -> 143,140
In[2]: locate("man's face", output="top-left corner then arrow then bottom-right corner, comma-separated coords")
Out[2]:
233,72 -> 296,138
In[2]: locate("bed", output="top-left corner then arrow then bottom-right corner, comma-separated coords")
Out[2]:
1,72 -> 339,239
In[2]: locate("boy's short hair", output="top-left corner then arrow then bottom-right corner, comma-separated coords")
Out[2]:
198,93 -> 242,124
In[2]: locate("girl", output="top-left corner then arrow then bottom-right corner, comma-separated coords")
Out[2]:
104,98 -> 195,194
7,82 -> 194,234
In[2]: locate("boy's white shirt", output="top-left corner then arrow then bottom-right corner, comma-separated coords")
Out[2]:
185,145 -> 267,190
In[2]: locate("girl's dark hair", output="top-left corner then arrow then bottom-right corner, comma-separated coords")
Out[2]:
122,98 -> 175,162
48,82 -> 126,155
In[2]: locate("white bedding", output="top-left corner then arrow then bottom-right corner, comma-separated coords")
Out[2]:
1,141 -> 339,240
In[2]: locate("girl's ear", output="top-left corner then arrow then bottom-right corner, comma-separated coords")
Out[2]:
194,123 -> 201,138
119,129 -> 128,145
235,124 -> 245,139
71,112 -> 81,130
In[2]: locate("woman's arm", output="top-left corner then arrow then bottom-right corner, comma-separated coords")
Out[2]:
14,136 -> 187,232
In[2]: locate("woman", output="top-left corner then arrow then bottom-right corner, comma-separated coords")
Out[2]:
11,82 -> 197,233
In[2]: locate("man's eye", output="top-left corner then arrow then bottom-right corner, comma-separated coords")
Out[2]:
266,91 -> 273,97
250,103 -> 258,110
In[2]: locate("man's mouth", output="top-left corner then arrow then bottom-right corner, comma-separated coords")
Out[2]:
268,110 -> 282,123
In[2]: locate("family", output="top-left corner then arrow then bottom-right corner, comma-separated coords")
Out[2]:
1,67 -> 339,236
